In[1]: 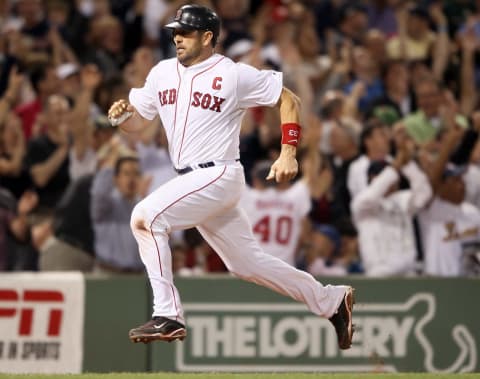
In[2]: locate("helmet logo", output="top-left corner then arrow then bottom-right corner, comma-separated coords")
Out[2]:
175,9 -> 182,21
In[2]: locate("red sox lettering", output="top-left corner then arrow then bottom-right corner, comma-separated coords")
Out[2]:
158,88 -> 226,112
158,89 -> 177,106
191,92 -> 225,112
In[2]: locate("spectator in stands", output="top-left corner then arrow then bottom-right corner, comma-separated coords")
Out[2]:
343,46 -> 383,113
0,66 -> 24,127
317,90 -> 361,155
351,137 -> 432,277
35,120 -> 124,272
56,62 -> 81,101
123,46 -> 156,89
0,188 -> 38,271
17,0 -> 50,66
462,112 -> 480,210
419,123 -> 480,277
388,4 -> 432,61
242,119 -> 337,267
365,0 -> 397,37
15,64 -> 59,140
66,64 -> 103,180
136,124 -> 176,195
363,28 -> 388,68
335,217 -> 363,274
37,174 -> 95,272
0,111 -> 30,199
292,8 -> 332,106
215,0 -> 251,49
84,15 -> 126,79
303,117 -> 335,225
24,94 -> 70,212
44,0 -> 89,58
366,59 -> 412,122
335,3 -> 369,46
347,118 -> 391,199
84,4 -> 144,80
90,146 -> 147,274
403,75 -> 469,145
329,119 -> 361,220
242,159 -> 311,267
305,223 -> 347,276
318,91 -> 345,155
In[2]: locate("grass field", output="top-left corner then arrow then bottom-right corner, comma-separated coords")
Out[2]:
1,373 -> 480,379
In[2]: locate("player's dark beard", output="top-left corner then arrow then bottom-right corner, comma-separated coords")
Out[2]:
177,40 -> 203,66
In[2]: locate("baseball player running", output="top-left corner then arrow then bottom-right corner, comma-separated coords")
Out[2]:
108,4 -> 354,350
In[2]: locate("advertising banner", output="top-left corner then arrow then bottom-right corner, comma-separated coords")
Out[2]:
0,272 -> 85,374
150,277 -> 479,373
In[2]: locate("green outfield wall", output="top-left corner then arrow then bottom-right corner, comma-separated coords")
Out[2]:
84,275 -> 480,373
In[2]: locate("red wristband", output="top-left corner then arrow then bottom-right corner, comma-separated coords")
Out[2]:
281,123 -> 301,147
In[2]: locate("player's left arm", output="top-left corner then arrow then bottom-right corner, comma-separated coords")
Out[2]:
267,87 -> 301,183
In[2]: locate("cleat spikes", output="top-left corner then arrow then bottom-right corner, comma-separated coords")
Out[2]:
128,316 -> 187,344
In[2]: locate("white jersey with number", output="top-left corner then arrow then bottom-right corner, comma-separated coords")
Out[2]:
130,53 -> 282,169
241,181 -> 311,266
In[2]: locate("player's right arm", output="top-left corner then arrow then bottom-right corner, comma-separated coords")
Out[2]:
108,99 -> 153,133
109,64 -> 159,133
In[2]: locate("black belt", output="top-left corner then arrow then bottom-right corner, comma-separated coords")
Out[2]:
175,159 -> 240,175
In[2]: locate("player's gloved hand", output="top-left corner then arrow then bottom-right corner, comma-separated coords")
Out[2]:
266,145 -> 298,183
108,99 -> 134,126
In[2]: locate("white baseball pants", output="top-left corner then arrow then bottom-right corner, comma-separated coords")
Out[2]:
130,162 -> 348,323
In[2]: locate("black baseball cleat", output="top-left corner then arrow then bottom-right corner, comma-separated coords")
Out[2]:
329,286 -> 355,350
129,316 -> 187,343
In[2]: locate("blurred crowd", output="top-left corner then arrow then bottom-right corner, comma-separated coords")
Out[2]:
1,0 -> 480,277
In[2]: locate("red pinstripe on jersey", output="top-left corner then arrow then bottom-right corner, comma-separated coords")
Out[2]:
176,56 -> 225,165
171,62 -> 182,142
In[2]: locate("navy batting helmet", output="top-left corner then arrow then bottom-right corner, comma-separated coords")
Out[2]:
165,5 -> 221,45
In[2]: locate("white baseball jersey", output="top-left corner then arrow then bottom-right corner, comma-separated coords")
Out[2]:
241,181 -> 311,266
351,162 -> 432,276
347,154 -> 393,200
130,53 -> 282,169
419,198 -> 480,276
127,52 -> 349,324
347,155 -> 370,200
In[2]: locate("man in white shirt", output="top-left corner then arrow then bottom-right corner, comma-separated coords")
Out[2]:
419,125 -> 480,276
347,118 -> 391,199
352,139 -> 432,276
419,164 -> 480,276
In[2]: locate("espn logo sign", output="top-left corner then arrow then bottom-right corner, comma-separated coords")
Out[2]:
0,289 -> 63,337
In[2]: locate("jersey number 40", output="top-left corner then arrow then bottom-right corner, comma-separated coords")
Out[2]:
253,215 -> 293,245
